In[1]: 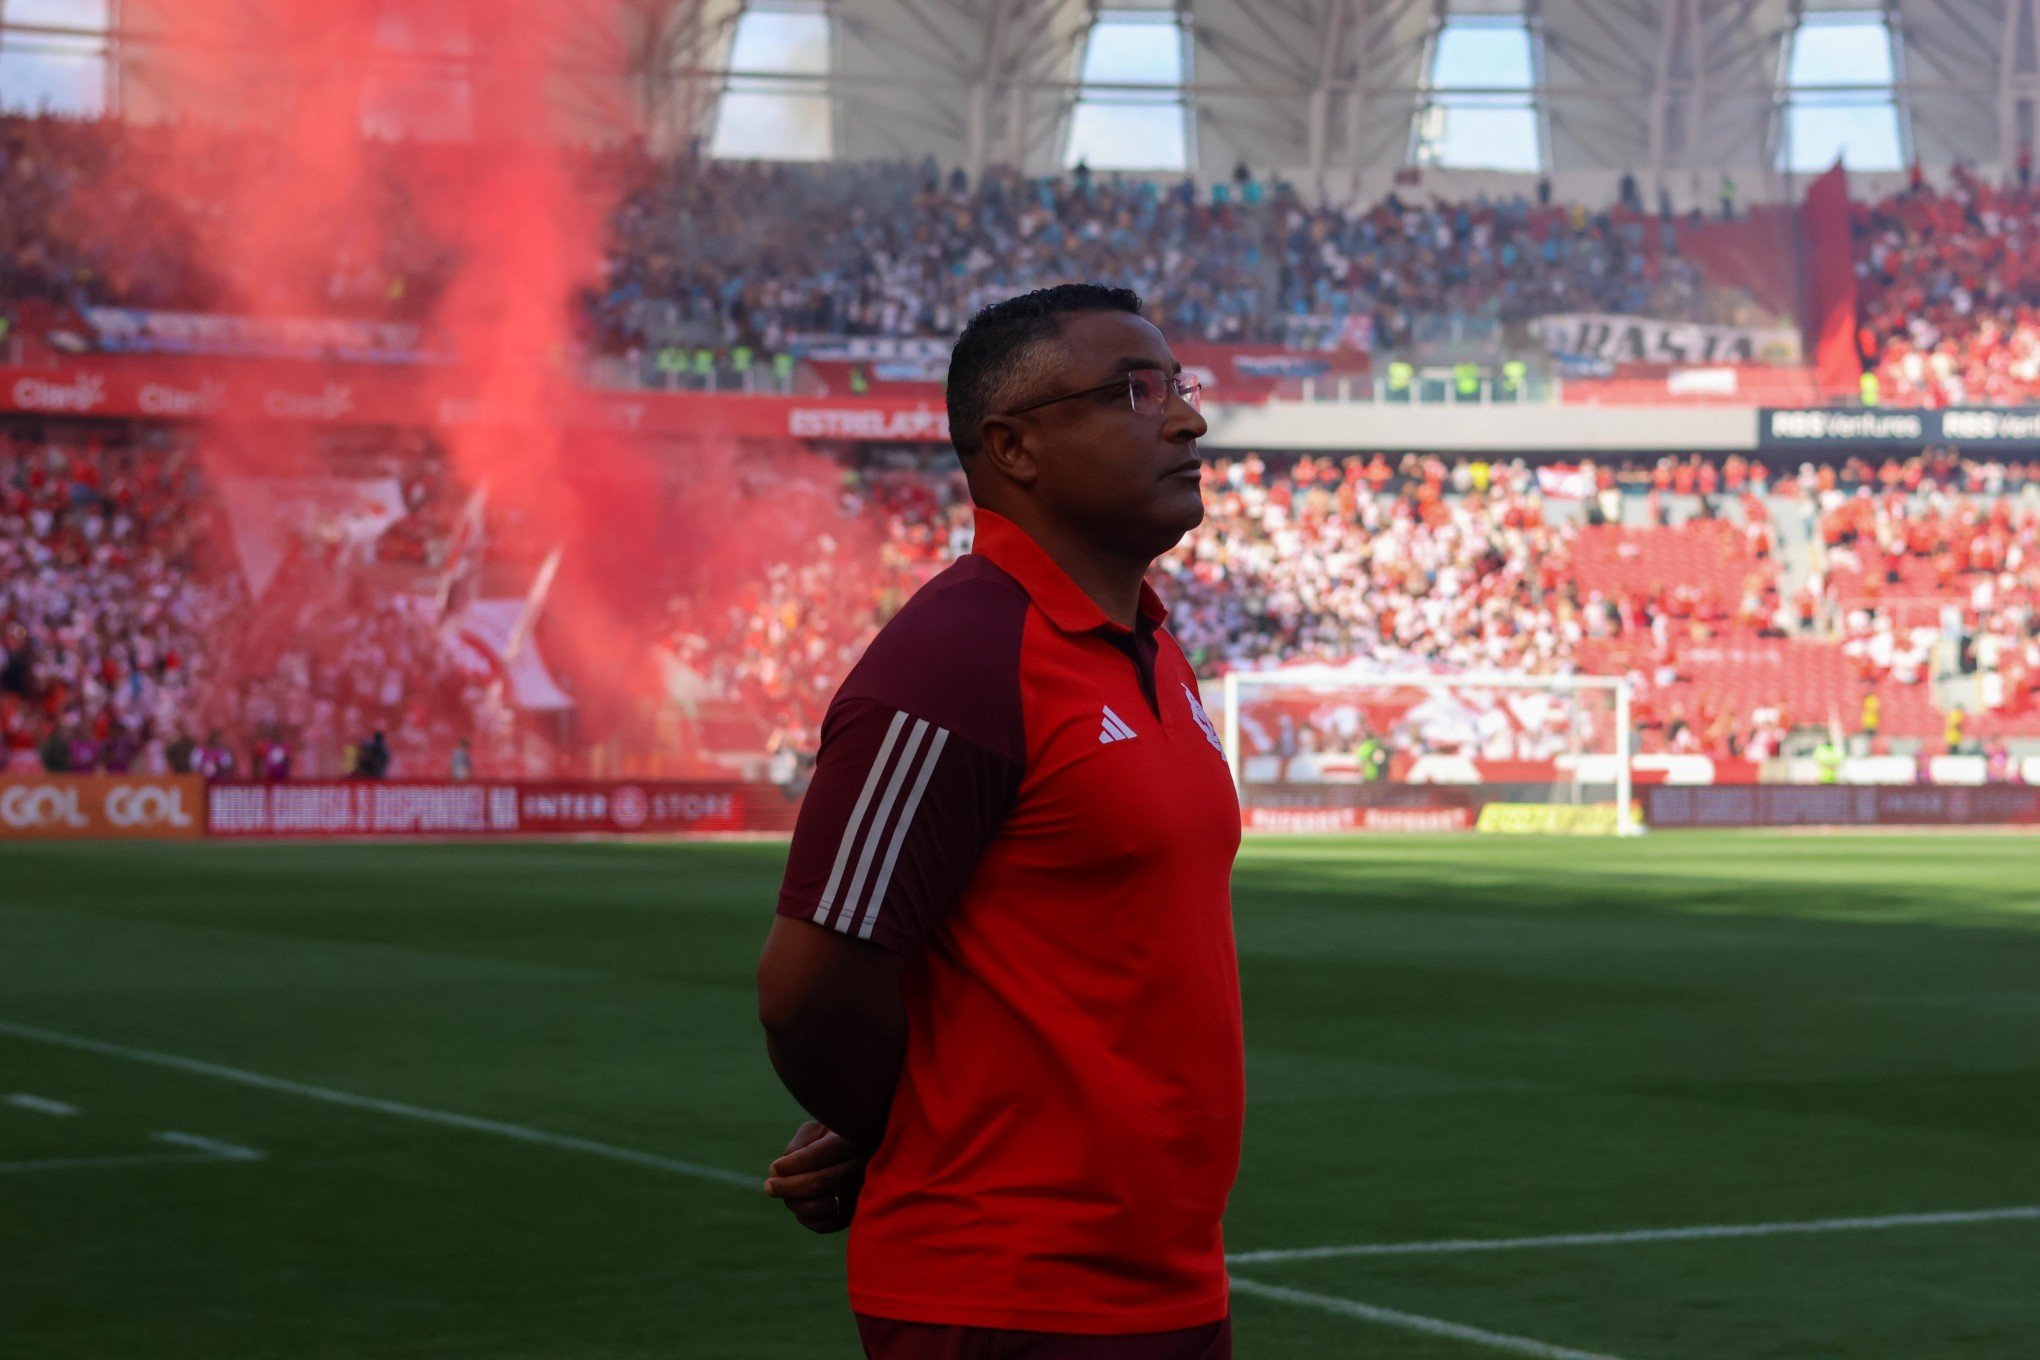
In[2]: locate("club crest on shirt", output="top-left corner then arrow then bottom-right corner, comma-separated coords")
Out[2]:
1182,683 -> 1224,755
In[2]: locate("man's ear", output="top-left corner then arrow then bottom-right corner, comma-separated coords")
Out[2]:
977,417 -> 1040,490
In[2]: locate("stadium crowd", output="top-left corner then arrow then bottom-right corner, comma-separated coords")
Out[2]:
7,423 -> 2039,776
1,113 -> 450,321
1817,486 -> 2040,720
0,423 -> 494,779
1855,166 -> 2040,406
659,450 -> 2038,764
7,111 -> 2040,768
1158,454 -> 1794,760
658,461 -> 971,748
21,110 -> 2040,413
0,425 -> 228,775
4,113 -> 1724,358
593,154 -> 1718,353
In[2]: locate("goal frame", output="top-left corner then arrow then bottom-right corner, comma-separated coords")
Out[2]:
1219,669 -> 1639,837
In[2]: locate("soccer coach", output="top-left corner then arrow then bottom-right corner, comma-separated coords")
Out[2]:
757,284 -> 1244,1358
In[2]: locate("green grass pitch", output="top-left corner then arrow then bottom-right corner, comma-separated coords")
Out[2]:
2,833 -> 2037,1359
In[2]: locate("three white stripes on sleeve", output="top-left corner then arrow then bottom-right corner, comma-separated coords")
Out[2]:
813,711 -> 951,941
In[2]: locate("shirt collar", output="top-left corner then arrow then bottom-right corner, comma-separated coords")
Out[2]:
970,506 -> 1168,635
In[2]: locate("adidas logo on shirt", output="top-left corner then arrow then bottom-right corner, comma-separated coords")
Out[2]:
1098,706 -> 1138,744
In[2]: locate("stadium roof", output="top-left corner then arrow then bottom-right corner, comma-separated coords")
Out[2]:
4,0 -> 2036,190
683,0 -> 2040,189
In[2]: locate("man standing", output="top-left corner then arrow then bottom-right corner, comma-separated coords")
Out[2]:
757,285 -> 1242,1358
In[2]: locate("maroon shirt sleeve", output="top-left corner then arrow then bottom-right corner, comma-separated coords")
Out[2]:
776,559 -> 1029,955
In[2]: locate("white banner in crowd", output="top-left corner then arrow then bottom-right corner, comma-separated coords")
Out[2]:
1533,465 -> 1595,500
1541,313 -> 1801,366
85,308 -> 435,363
445,598 -> 575,712
218,477 -> 408,597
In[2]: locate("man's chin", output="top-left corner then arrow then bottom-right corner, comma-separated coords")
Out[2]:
1144,490 -> 1205,554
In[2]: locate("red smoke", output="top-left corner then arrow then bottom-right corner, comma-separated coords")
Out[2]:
117,0 -> 850,772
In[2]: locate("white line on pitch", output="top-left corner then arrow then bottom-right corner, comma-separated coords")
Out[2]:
0,1152 -> 248,1175
153,1130 -> 264,1161
1230,1277 -> 1630,1360
0,1018 -> 757,1190
1227,1204 -> 2040,1265
4,1093 -> 78,1116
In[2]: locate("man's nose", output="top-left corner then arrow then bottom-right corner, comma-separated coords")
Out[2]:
1167,397 -> 1208,441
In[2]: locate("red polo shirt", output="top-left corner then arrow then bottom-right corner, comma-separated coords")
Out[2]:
776,507 -> 1244,1334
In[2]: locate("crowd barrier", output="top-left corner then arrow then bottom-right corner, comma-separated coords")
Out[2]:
7,774 -> 2040,840
0,777 -> 798,841
1244,779 -> 2040,833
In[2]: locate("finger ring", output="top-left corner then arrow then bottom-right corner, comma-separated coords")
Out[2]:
833,1194 -> 844,1216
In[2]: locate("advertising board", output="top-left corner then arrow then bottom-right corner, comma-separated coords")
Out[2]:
205,781 -> 790,838
1243,805 -> 1472,833
1642,784 -> 2040,828
1760,407 -> 2040,450
1474,803 -> 1625,835
0,775 -> 205,840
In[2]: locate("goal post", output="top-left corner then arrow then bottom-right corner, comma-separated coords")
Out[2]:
1219,668 -> 1638,837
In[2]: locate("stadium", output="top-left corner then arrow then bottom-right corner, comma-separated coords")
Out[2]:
3,1 -> 2038,1357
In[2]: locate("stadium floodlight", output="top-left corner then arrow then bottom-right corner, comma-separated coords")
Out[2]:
1220,668 -> 1638,838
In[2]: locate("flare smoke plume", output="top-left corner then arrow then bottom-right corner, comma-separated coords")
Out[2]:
128,0 -> 850,762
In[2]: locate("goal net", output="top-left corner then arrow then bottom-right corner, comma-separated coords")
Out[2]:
1219,667 -> 1637,836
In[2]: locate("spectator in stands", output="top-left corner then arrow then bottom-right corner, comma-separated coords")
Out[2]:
257,727 -> 292,781
357,728 -> 392,780
197,730 -> 236,778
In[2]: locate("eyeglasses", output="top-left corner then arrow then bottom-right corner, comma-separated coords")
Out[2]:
1002,368 -> 1202,418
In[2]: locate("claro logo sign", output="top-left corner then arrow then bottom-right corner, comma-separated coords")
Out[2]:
0,776 -> 203,840
138,380 -> 226,417
262,384 -> 355,421
11,372 -> 108,413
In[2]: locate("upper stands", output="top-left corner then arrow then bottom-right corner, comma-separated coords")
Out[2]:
0,114 -> 449,321
3,113 -> 1760,362
1855,167 -> 2040,407
22,112 -> 2040,418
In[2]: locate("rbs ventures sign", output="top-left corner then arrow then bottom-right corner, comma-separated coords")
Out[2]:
0,775 -> 204,840
1762,407 -> 2040,449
